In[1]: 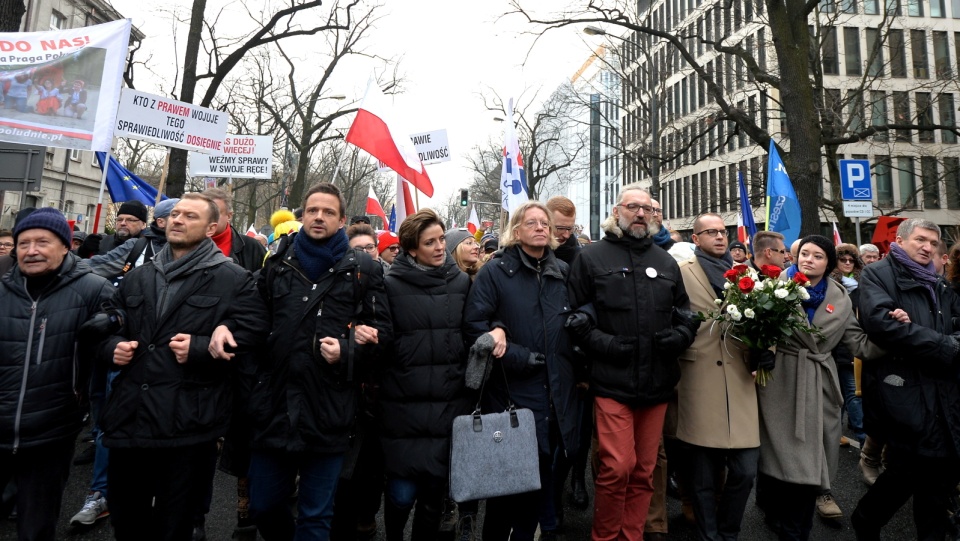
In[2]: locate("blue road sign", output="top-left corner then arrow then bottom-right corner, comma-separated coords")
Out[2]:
839,159 -> 873,200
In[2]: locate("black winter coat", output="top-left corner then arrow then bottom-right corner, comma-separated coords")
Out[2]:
251,234 -> 392,454
567,233 -> 691,408
380,253 -> 473,478
464,245 -> 580,456
100,243 -> 266,448
858,256 -> 960,457
229,225 -> 266,272
0,254 -> 115,452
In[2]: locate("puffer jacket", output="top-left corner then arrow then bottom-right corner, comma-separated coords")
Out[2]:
251,233 -> 392,454
380,252 -> 472,478
567,231 -> 691,408
0,253 -> 115,452
858,255 -> 960,457
464,245 -> 580,456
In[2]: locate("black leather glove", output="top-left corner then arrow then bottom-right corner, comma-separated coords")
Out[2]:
565,310 -> 596,341
78,303 -> 124,338
749,349 -> 776,373
78,233 -> 102,258
672,307 -> 701,338
653,328 -> 692,359
527,352 -> 546,368
610,336 -> 637,359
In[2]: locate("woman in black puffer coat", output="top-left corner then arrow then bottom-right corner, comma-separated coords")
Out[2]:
380,209 -> 473,541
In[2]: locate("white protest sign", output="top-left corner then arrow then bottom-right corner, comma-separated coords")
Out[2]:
188,135 -> 273,179
0,19 -> 131,151
115,88 -> 229,153
378,128 -> 450,171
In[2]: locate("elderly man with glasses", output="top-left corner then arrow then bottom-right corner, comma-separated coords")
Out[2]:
567,184 -> 699,541
91,200 -> 149,257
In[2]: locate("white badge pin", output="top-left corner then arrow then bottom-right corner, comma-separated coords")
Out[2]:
646,267 -> 658,279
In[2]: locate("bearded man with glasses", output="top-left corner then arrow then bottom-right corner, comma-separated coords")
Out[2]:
567,184 -> 699,541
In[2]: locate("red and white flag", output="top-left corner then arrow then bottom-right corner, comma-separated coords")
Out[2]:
466,205 -> 480,235
394,174 -> 417,227
345,80 -> 434,197
832,221 -> 842,245
246,224 -> 257,237
366,186 -> 388,229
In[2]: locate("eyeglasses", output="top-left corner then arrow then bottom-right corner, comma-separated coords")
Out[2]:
650,208 -> 663,215
116,218 -> 142,224
0,242 -> 13,248
617,203 -> 656,214
694,229 -> 728,238
386,245 -> 400,252
360,244 -> 377,253
771,248 -> 787,254
522,220 -> 550,229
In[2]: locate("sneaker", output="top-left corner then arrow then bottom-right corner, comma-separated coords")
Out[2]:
859,457 -> 881,486
816,493 -> 843,520
70,492 -> 109,526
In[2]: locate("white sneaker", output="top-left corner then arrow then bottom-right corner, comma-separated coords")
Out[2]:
70,491 -> 109,526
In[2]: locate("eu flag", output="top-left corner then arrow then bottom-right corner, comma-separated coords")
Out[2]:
765,141 -> 802,245
388,204 -> 397,233
95,152 -> 167,206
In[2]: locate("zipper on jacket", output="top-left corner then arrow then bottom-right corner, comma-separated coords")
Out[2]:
13,300 -> 40,454
35,317 -> 47,365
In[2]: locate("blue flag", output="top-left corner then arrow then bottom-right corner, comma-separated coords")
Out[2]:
388,204 -> 397,233
765,141 -> 802,245
95,152 -> 167,207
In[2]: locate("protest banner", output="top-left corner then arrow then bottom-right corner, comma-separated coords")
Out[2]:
377,128 -> 450,172
115,88 -> 229,153
188,134 -> 273,178
0,19 -> 131,151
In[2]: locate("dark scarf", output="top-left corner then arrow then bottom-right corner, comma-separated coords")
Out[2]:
294,228 -> 349,282
889,242 -> 940,308
802,278 -> 828,324
652,225 -> 672,248
695,247 -> 733,298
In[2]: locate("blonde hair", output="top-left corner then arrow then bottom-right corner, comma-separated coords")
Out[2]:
501,201 -> 560,251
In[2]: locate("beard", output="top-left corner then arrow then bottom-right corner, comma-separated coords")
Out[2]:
618,214 -> 650,239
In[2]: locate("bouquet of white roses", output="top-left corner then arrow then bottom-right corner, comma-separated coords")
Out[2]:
697,263 -> 821,385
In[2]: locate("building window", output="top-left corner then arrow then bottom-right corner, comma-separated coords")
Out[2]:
922,157 -> 940,208
823,27 -> 840,75
848,90 -> 865,134
841,0 -> 857,11
70,149 -> 80,162
844,27 -> 862,75
86,204 -> 95,225
916,92 -> 934,142
875,156 -> 894,206
931,0 -> 945,16
886,0 -> 902,15
933,31 -> 951,78
941,93 -> 957,143
865,0 -> 880,13
820,0 -> 837,12
64,200 -> 74,215
890,30 -> 907,77
907,0 -> 923,16
866,28 -> 884,76
870,91 -> 888,141
946,157 -> 960,209
911,30 -> 929,78
49,10 -> 66,30
898,157 -> 917,207
893,91 -> 911,141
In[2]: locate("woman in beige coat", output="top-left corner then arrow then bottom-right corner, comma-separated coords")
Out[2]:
757,235 -> 893,541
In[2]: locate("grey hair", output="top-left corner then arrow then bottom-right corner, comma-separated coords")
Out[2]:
859,243 -> 879,254
896,218 -> 940,241
602,184 -> 652,237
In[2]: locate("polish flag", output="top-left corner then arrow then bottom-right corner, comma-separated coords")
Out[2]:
832,221 -> 842,245
467,205 -> 481,235
394,174 -> 416,228
345,80 -> 434,197
246,224 -> 257,237
366,186 -> 388,229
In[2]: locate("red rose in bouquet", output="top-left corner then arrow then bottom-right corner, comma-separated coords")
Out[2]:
733,264 -> 749,274
760,264 -> 782,279
792,272 -> 810,286
723,268 -> 740,281
738,276 -> 755,293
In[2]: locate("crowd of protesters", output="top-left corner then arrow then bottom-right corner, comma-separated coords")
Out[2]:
1,181 -> 959,541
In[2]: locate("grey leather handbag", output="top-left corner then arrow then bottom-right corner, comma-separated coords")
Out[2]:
449,364 -> 541,502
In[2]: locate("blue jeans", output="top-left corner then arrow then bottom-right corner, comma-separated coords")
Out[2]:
90,369 -> 118,496
384,476 -> 444,540
837,363 -> 865,444
248,449 -> 344,541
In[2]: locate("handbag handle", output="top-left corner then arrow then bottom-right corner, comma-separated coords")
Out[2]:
472,344 -> 521,428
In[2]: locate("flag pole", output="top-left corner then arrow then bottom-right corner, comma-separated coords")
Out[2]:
92,150 -> 112,234
330,146 -> 348,185
155,149 -> 171,206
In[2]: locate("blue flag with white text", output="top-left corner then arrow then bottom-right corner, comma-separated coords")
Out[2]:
95,152 -> 167,207
765,141 -> 802,245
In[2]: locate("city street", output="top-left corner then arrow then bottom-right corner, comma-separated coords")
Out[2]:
0,429 -> 923,540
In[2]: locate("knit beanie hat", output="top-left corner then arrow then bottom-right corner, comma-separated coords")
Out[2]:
153,198 -> 180,220
444,229 -> 472,255
481,233 -> 499,252
377,231 -> 400,255
117,200 -> 148,223
799,234 -> 838,278
13,207 -> 72,247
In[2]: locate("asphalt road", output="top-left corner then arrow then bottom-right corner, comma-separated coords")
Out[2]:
0,431 -> 923,540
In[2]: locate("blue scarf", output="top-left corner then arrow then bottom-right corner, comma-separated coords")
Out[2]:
652,225 -> 672,248
293,228 -> 349,282
802,278 -> 828,324
889,242 -> 940,309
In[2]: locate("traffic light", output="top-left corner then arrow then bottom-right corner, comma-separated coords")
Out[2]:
460,189 -> 469,207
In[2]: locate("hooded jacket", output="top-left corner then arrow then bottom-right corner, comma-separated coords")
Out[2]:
0,253 -> 115,452
380,252 -> 473,478
567,221 -> 691,407
100,239 -> 267,448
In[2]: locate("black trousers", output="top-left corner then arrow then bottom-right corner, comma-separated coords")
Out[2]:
109,441 -> 219,541
853,447 -> 960,541
0,438 -> 74,541
757,473 -> 818,541
685,444 -> 759,541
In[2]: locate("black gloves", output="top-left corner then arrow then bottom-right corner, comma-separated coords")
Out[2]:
527,352 -> 546,368
672,307 -> 701,337
565,310 -> 595,341
78,303 -> 124,338
749,348 -> 776,373
653,308 -> 699,359
78,233 -> 102,258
